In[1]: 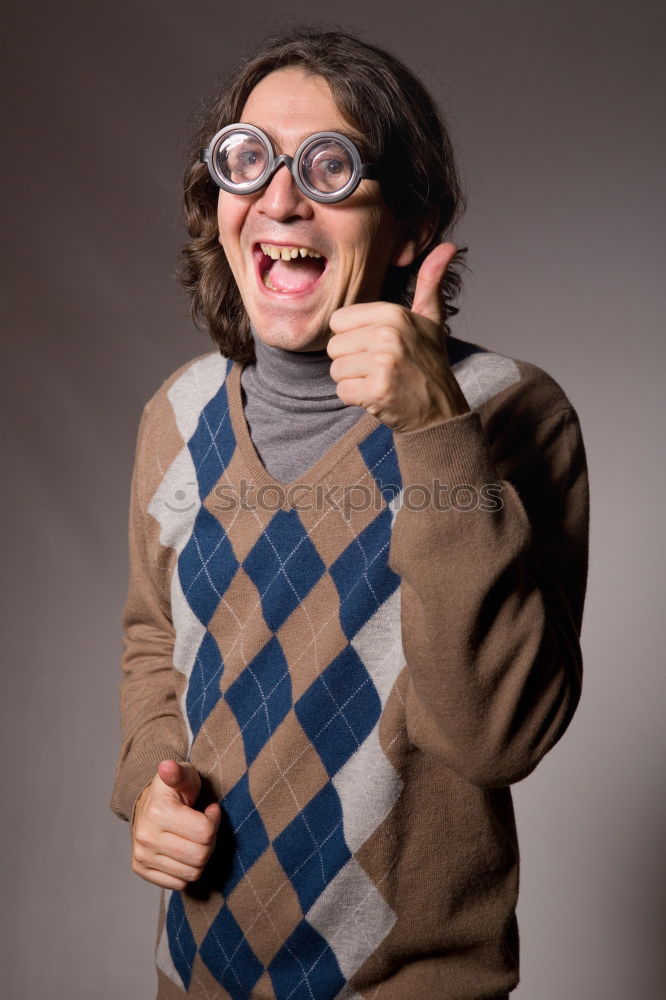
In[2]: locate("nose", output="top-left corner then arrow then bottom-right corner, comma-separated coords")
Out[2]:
254,161 -> 314,221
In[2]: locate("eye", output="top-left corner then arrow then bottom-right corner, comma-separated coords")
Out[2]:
226,144 -> 266,179
322,157 -> 343,175
216,132 -> 268,184
303,141 -> 354,192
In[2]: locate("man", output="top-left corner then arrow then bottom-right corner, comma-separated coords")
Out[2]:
112,28 -> 589,1000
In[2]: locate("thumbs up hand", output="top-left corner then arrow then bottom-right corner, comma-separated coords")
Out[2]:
131,760 -> 221,891
327,243 -> 470,432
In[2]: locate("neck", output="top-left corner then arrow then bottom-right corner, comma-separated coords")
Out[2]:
246,327 -> 347,411
238,326 -> 366,481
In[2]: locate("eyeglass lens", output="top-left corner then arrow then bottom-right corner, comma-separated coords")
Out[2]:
216,130 -> 269,187
299,137 -> 355,194
214,130 -> 356,195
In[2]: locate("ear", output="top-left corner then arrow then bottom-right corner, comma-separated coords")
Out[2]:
390,213 -> 440,268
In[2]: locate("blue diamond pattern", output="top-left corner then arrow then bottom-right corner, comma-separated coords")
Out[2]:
242,508 -> 326,631
447,335 -> 485,366
295,645 -> 381,776
178,506 -> 238,626
186,630 -> 223,738
226,636 -> 292,767
165,891 -> 197,991
358,423 -> 401,503
221,773 -> 270,894
163,373 -> 413,992
187,366 -> 235,500
199,903 -> 263,999
273,783 -> 350,913
329,506 -> 400,640
268,919 -> 345,1000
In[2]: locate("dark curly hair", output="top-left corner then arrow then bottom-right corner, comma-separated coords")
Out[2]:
177,27 -> 467,362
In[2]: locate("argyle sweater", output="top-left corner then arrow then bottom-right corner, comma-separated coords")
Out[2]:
111,335 -> 589,1000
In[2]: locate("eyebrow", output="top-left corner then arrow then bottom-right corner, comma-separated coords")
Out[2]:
244,122 -> 367,152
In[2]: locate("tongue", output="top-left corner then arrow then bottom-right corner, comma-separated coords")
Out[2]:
266,258 -> 323,293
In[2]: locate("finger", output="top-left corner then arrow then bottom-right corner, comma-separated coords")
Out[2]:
335,376 -> 369,409
151,853 -> 206,883
134,841 -> 205,883
136,866 -> 189,891
159,802 -> 218,845
411,242 -> 457,326
329,302 -> 404,336
327,322 -> 406,361
330,354 -> 376,385
204,802 -> 222,837
149,830 -> 215,868
137,790 -> 216,844
326,327 -> 372,359
157,759 -> 201,807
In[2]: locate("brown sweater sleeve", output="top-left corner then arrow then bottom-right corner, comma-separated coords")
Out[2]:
389,368 -> 590,787
110,402 -> 190,822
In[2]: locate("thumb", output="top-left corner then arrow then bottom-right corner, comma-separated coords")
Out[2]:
410,242 -> 457,326
156,759 -> 201,808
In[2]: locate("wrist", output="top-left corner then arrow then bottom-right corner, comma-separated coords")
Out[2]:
130,781 -> 153,833
420,380 -> 470,429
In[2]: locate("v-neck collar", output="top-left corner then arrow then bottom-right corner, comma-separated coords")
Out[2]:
228,361 -> 380,489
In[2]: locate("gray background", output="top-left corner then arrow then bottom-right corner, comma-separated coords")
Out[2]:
2,1 -> 664,997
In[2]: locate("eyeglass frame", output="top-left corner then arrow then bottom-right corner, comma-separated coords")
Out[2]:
199,123 -> 379,204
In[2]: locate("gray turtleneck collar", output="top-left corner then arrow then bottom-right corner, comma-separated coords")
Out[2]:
239,327 -> 366,482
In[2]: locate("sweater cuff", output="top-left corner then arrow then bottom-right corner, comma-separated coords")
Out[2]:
393,410 -> 499,488
111,741 -> 186,825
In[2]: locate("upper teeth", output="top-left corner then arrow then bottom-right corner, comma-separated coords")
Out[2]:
260,243 -> 323,261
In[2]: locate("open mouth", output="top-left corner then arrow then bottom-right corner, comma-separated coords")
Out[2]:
254,242 -> 328,295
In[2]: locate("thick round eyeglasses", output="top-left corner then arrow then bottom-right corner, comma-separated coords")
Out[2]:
200,123 -> 378,204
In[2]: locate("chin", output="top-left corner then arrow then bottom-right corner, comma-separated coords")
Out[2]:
250,313 -> 330,353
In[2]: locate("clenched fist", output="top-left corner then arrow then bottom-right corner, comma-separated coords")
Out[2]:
131,760 -> 221,891
327,243 -> 470,431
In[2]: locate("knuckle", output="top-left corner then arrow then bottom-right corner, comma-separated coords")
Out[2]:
386,305 -> 409,327
132,826 -> 149,847
145,802 -> 162,825
195,845 -> 211,867
192,817 -> 209,839
373,352 -> 396,373
183,858 -> 202,878
372,375 -> 392,401
187,846 -> 202,868
371,366 -> 390,389
375,326 -> 399,350
132,858 -> 148,878
326,333 -> 341,354
337,383 -> 353,405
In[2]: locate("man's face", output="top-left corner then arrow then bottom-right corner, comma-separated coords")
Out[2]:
216,68 -> 411,352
